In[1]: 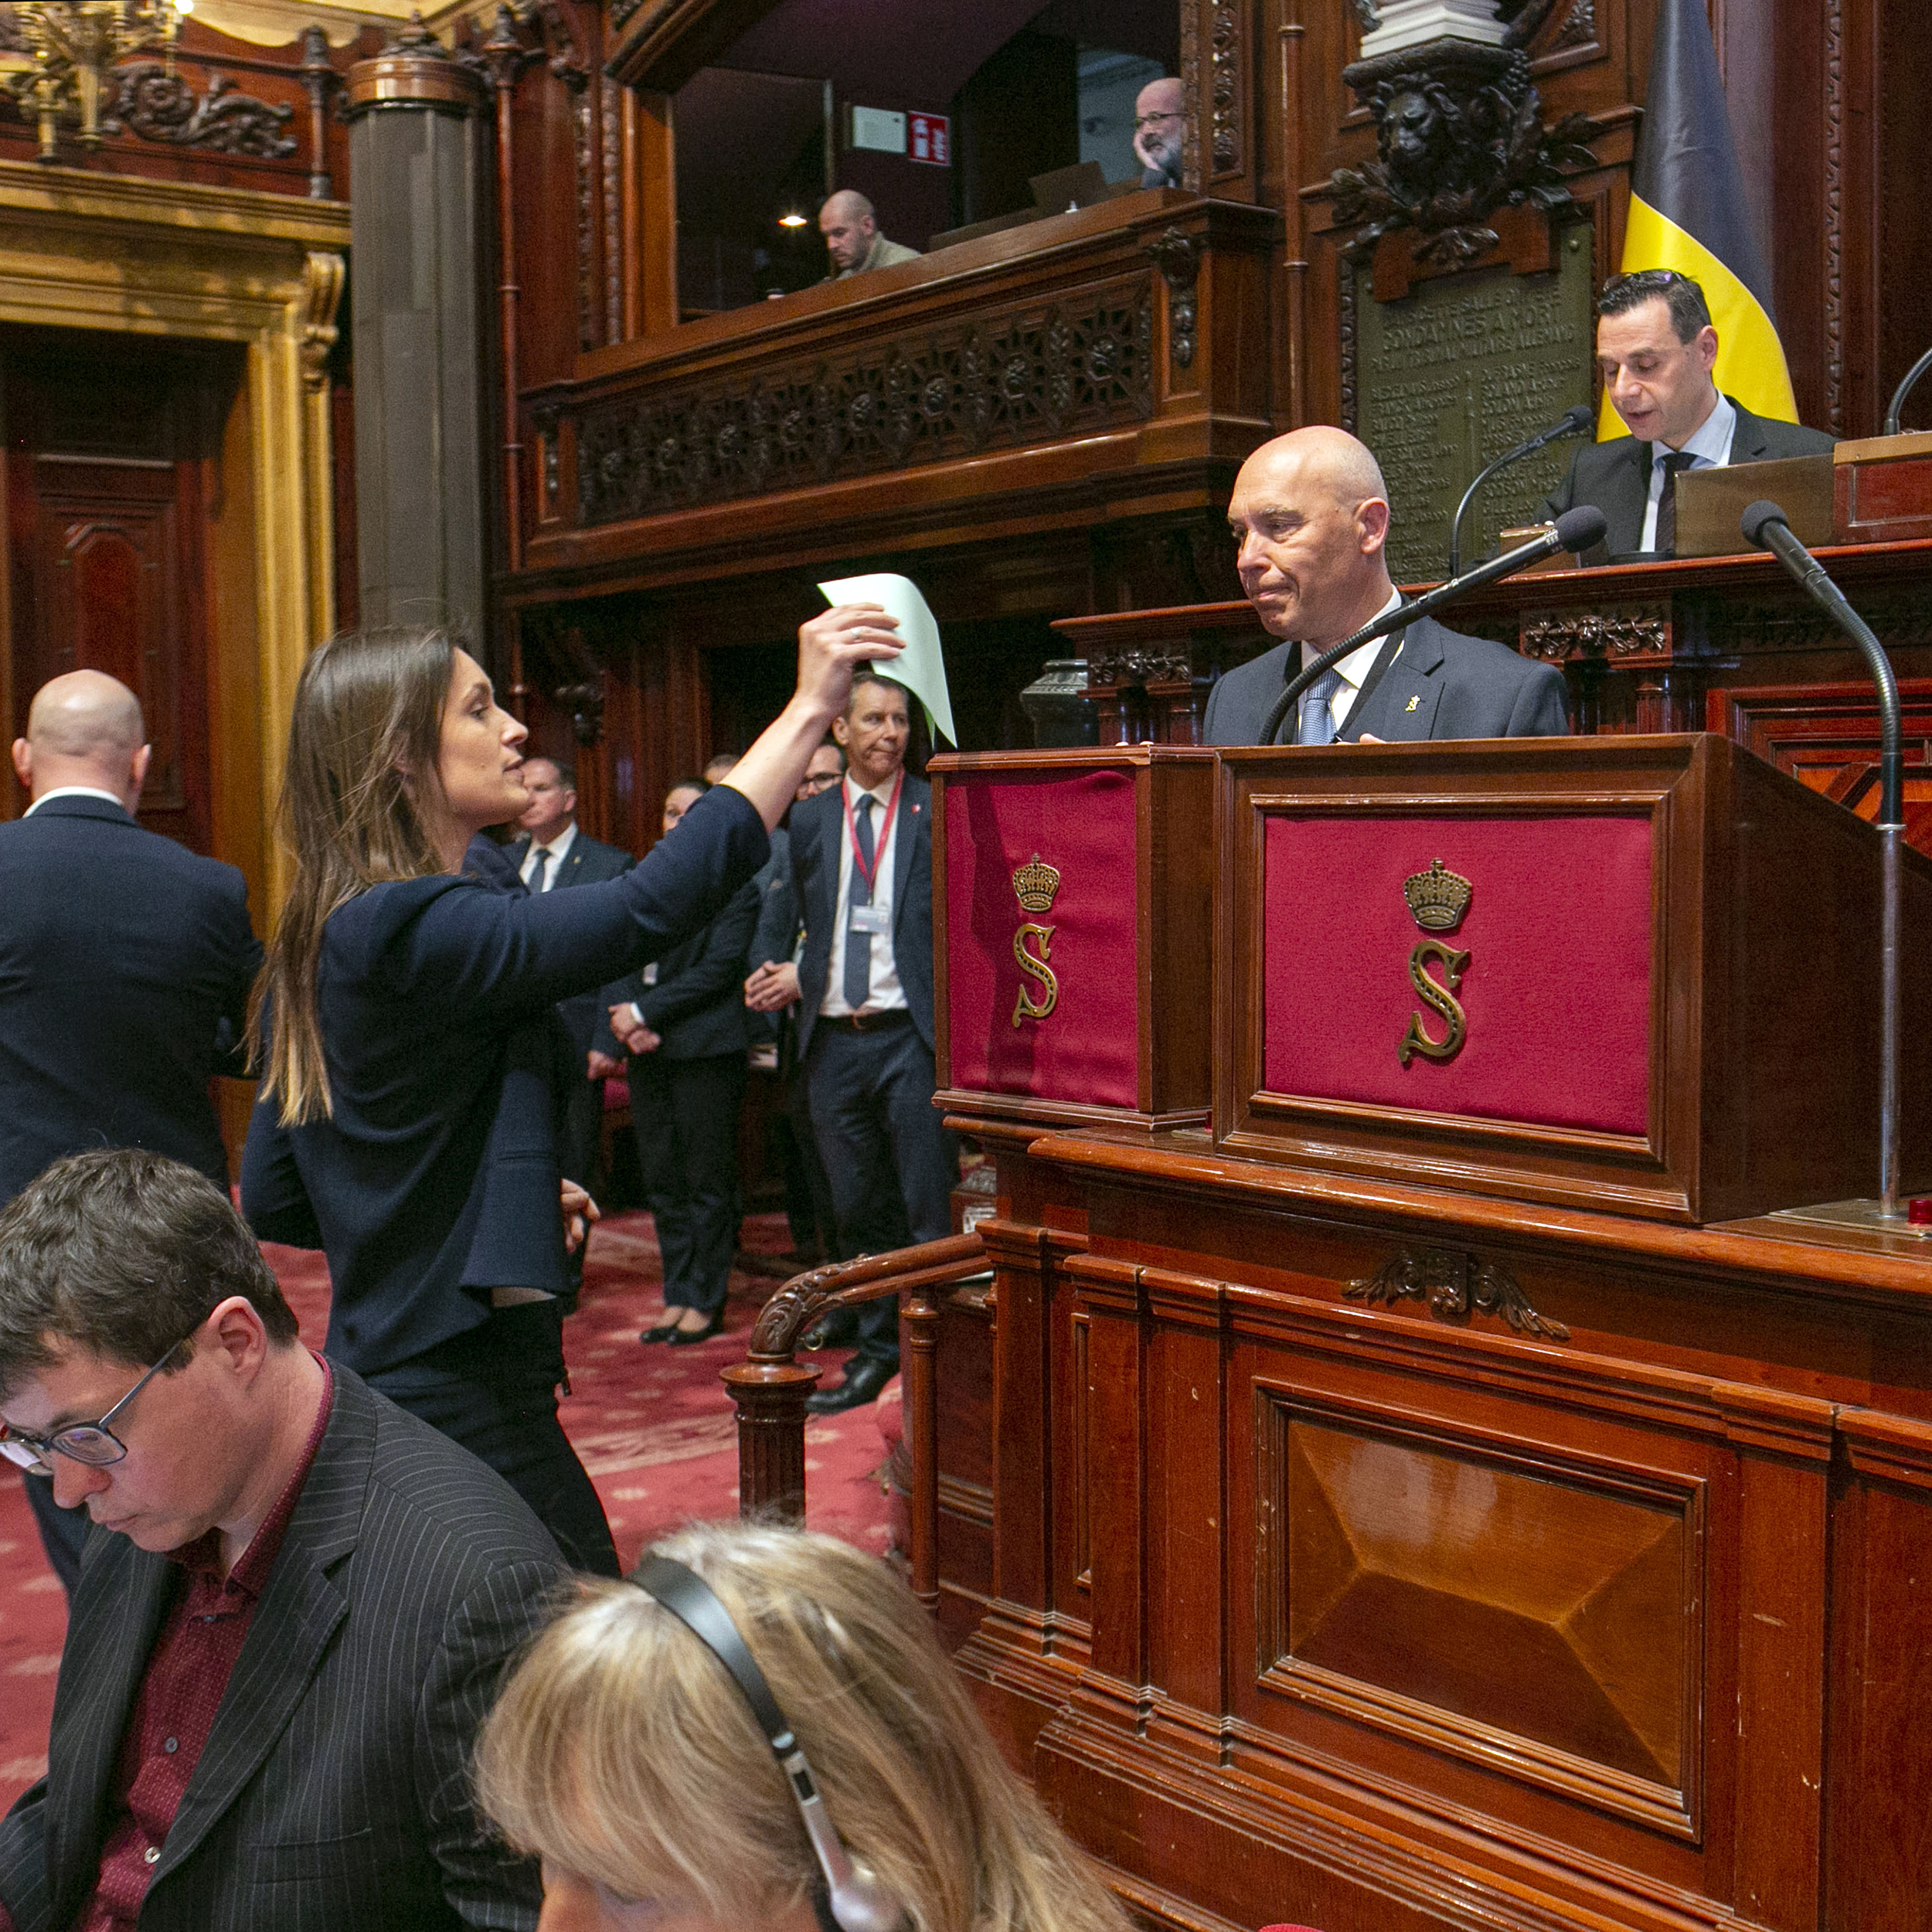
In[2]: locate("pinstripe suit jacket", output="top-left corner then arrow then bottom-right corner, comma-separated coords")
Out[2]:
0,1367 -> 566,1932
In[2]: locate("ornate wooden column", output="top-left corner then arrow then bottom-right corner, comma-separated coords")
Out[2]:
345,24 -> 487,643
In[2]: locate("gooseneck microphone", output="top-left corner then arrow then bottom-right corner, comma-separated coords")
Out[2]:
1742,498 -> 1905,1217
1447,404 -> 1595,577
1883,344 -> 1932,437
1254,504 -> 1608,748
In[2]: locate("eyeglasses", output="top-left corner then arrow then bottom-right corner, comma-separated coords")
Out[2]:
0,1331 -> 196,1475
1134,111 -> 1185,130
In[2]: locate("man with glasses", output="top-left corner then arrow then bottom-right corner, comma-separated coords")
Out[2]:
1134,77 -> 1186,189
1545,270 -> 1834,558
0,1148 -> 566,1932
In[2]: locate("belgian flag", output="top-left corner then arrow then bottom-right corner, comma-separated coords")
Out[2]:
1604,0 -> 1799,431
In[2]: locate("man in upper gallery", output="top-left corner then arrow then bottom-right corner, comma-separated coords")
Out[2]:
1134,75 -> 1186,189
1544,270 -> 1835,559
818,190 -> 920,280
1203,427 -> 1571,747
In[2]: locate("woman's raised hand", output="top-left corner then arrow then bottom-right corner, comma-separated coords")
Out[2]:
795,603 -> 904,723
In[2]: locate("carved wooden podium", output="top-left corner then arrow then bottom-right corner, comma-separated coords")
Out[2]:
913,733 -> 1932,1932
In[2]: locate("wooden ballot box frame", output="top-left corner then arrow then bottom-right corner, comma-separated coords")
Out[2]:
930,746 -> 1216,1136
1216,732 -> 1932,1224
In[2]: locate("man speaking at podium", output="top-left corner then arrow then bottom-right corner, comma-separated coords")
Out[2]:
1204,427 -> 1570,746
1544,271 -> 1834,557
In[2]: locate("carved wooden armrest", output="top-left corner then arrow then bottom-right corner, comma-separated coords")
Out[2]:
723,1232 -> 988,1610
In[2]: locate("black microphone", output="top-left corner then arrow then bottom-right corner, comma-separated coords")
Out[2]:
1742,498 -> 1906,1216
1884,344 -> 1932,437
1447,403 -> 1596,577
1254,505 -> 1607,747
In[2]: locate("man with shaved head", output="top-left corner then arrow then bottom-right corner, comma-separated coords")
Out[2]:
1134,75 -> 1186,189
1204,427 -> 1570,744
818,189 -> 920,279
2,669 -> 261,1592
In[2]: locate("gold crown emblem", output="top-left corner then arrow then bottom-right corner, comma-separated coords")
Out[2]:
1012,854 -> 1061,913
1402,858 -> 1473,933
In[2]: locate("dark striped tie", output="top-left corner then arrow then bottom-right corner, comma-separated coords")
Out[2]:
529,847 -> 551,893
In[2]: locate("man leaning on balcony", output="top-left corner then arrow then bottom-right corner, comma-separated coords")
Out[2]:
819,190 -> 920,280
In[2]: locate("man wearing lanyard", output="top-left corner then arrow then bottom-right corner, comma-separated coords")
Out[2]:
780,672 -> 953,1414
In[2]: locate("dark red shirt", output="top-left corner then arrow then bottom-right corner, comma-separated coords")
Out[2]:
73,1359 -> 335,1932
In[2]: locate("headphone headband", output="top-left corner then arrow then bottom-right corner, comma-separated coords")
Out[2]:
625,1553 -> 906,1932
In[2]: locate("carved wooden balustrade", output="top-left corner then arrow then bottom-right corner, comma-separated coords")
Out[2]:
514,191 -> 1281,594
723,1231 -> 986,1611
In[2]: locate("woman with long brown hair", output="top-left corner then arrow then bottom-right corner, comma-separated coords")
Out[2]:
242,612 -> 896,1574
477,1521 -> 1138,1932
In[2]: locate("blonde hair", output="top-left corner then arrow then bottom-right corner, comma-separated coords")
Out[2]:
475,1523 -> 1134,1932
250,627 -> 457,1123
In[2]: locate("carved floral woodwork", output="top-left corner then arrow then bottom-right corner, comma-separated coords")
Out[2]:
573,279 -> 1156,526
1519,606 -> 1668,661
1345,1245 -> 1570,1338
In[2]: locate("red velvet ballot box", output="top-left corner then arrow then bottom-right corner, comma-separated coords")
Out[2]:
930,747 -> 1214,1134
1217,732 -> 1932,1223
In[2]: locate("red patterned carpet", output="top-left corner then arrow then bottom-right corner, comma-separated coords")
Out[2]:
0,1209 -> 893,1809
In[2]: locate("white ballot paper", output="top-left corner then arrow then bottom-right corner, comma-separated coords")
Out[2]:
818,572 -> 957,747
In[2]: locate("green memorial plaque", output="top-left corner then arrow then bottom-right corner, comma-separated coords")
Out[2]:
1354,226 -> 1595,587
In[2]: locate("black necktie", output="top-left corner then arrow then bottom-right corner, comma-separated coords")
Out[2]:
842,795 -> 876,1009
529,847 -> 551,893
1654,450 -> 1696,556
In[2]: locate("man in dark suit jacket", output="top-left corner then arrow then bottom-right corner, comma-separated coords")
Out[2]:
504,756 -> 634,1197
607,781 -> 762,1342
1205,427 -> 1570,746
2,670 -> 261,1595
1545,270 -> 1835,559
0,1149 -> 565,1932
744,677 -> 954,1413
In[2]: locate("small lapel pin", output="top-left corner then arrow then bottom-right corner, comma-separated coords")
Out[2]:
1404,695 -> 1420,713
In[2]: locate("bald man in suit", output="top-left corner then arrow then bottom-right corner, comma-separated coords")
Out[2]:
1204,427 -> 1569,746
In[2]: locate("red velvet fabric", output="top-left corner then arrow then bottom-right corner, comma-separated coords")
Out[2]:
944,770 -> 1141,1111
1263,813 -> 1653,1136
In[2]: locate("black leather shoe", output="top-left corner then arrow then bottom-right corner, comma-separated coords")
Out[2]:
638,1321 -> 679,1345
801,1309 -> 860,1350
804,1356 -> 896,1415
666,1311 -> 726,1346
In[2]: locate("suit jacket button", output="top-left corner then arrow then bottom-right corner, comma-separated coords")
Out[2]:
145,1845 -> 162,1864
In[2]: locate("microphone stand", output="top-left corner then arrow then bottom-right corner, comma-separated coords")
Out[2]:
1257,510 -> 1604,747
1744,500 -> 1906,1216
1447,407 -> 1594,578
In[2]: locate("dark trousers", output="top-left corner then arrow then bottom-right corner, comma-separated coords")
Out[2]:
364,1301 -> 620,1577
24,1468 -> 87,1599
804,1017 -> 957,1369
779,1070 -> 838,1258
631,1050 -> 747,1318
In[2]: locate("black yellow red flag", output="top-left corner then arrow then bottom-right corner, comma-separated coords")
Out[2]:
1606,0 -> 1798,430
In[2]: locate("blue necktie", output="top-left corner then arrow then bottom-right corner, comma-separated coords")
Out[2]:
842,794 -> 876,1009
529,847 -> 551,892
1297,667 -> 1344,746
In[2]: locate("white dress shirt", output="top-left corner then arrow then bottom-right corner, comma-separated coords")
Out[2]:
519,818 -> 578,890
1639,393 -> 1737,552
23,785 -> 127,816
821,770 -> 907,1019
1299,588 -> 1407,740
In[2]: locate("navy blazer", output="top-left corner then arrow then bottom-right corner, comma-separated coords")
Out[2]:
0,795 -> 260,1202
787,772 -> 935,1056
0,1366 -> 566,1932
241,786 -> 767,1375
504,828 -> 636,1056
1202,616 -> 1570,746
1543,396 -> 1836,557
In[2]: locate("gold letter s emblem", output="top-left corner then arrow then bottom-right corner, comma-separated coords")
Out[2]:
1398,940 -> 1468,1066
1012,923 -> 1058,1026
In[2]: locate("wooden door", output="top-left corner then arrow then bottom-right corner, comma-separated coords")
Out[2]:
3,329 -> 225,852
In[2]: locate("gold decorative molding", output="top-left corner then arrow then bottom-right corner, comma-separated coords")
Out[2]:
299,246 -> 344,390
0,160 -> 351,910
